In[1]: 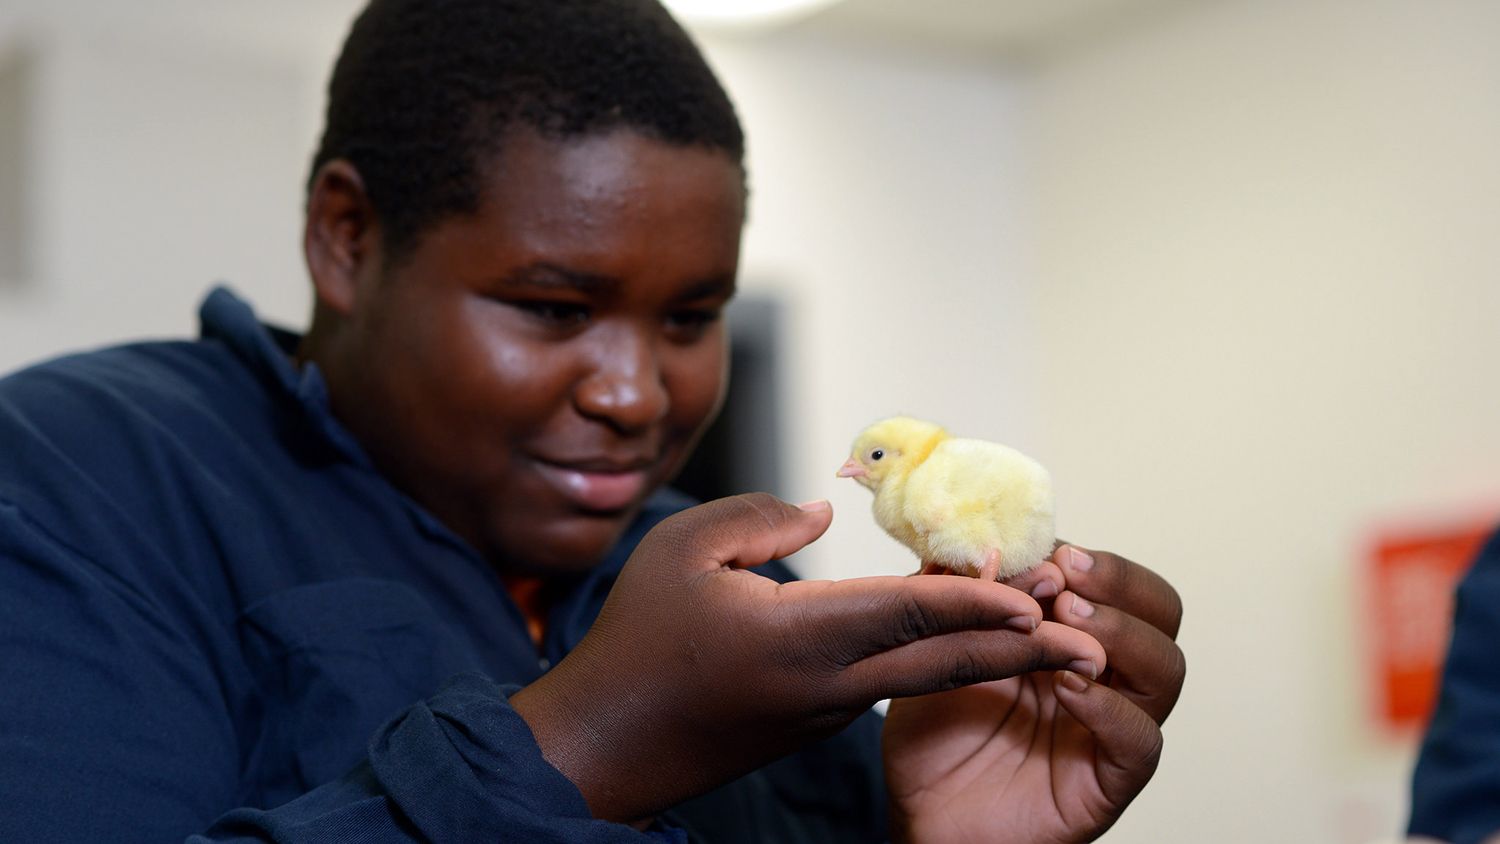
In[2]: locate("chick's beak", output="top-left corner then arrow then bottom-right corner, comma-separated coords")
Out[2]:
836,457 -> 867,479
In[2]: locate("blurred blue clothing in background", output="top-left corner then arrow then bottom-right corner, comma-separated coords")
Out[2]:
1410,529 -> 1500,844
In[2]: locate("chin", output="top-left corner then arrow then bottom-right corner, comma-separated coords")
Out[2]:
494,513 -> 634,576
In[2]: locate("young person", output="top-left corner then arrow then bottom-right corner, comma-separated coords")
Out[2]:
0,1 -> 1185,840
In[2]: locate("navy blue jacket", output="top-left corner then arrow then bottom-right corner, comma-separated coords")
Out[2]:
1410,529 -> 1500,844
0,288 -> 885,843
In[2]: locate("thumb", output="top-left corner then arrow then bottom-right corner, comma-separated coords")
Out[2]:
1051,671 -> 1164,811
650,493 -> 833,573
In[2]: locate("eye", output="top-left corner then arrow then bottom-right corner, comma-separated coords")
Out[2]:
665,308 -> 723,341
515,301 -> 591,327
868,448 -> 885,462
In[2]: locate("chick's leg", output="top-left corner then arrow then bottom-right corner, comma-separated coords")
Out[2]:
977,549 -> 1002,583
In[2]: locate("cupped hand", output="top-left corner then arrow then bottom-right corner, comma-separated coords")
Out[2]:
510,495 -> 1103,825
884,544 -> 1184,843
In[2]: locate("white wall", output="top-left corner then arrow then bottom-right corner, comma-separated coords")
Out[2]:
0,23 -> 318,370
699,32 -> 1037,581
1026,0 -> 1500,840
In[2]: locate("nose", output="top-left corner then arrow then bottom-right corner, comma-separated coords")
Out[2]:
573,325 -> 670,432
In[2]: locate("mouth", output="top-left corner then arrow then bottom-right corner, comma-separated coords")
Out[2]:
530,455 -> 658,513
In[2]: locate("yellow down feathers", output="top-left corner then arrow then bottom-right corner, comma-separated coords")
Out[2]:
838,416 -> 1054,580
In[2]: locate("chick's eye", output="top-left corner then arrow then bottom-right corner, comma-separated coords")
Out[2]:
869,448 -> 884,462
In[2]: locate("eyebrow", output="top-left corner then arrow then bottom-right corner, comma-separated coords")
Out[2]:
499,263 -> 617,294
499,263 -> 737,301
677,274 -> 738,301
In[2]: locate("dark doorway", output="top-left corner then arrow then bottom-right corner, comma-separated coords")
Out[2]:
671,294 -> 784,504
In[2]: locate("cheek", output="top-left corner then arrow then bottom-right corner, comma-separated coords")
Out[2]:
420,302 -> 578,440
665,338 -> 729,435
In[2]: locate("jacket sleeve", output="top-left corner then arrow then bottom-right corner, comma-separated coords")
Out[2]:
0,502 -> 680,844
1409,529 -> 1500,844
197,675 -> 683,843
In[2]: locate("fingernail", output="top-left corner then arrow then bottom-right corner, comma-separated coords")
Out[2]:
1071,595 -> 1095,618
1064,546 -> 1094,573
1058,670 -> 1090,692
1067,659 -> 1098,680
1005,615 -> 1037,633
796,499 -> 830,512
1030,579 -> 1059,599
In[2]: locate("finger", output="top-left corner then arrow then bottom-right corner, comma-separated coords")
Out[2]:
1054,589 -> 1186,724
841,621 -> 1106,702
1002,560 -> 1065,601
1052,671 -> 1164,813
913,561 -> 1066,603
1055,543 -> 1182,639
649,494 -> 834,573
783,575 -> 1045,666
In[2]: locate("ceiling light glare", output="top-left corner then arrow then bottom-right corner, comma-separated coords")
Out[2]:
661,0 -> 845,31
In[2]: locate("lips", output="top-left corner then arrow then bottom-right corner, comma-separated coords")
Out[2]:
531,455 -> 657,513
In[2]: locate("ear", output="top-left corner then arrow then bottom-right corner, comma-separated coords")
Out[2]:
304,160 -> 381,316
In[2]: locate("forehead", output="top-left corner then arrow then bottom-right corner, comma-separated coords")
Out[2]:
475,127 -> 746,247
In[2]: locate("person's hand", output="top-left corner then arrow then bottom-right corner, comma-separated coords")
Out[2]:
883,544 -> 1185,843
510,494 -> 1105,825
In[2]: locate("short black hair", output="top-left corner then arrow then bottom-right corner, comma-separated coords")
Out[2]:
310,0 -> 745,262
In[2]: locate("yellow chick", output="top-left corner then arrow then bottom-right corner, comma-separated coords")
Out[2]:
837,416 -> 1054,582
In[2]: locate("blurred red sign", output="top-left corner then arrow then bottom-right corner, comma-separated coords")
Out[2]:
1368,521 -> 1494,731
